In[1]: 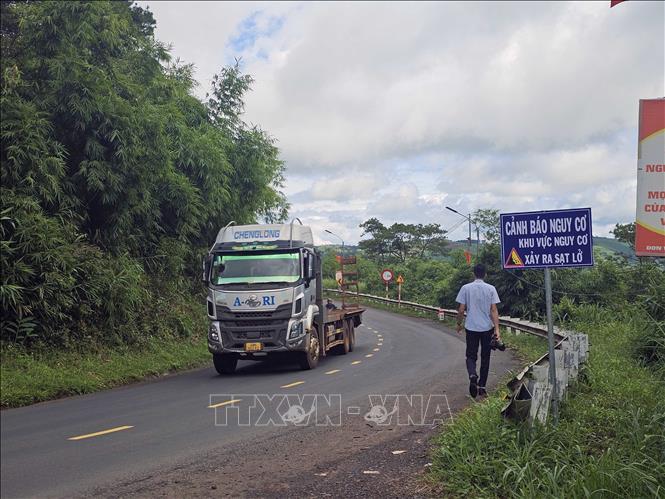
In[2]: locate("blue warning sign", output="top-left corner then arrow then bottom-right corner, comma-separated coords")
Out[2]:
500,208 -> 594,269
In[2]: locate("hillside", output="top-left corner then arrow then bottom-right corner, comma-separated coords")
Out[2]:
593,236 -> 635,260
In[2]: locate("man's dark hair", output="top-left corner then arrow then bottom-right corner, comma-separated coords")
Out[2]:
473,263 -> 486,278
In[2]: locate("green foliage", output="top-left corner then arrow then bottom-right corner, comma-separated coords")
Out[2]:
1,1 -> 288,348
611,222 -> 635,251
429,305 -> 665,498
358,217 -> 447,263
1,281 -> 209,407
472,208 -> 500,244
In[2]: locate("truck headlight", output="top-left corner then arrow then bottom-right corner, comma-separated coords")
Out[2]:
209,323 -> 221,343
288,320 -> 304,340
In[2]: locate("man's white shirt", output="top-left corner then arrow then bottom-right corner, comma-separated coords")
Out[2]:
455,279 -> 500,332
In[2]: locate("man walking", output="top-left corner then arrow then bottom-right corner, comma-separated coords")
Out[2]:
455,263 -> 501,398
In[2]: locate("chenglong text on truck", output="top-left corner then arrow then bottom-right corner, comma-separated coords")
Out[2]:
202,221 -> 364,374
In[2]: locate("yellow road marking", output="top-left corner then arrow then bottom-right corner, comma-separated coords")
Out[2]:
68,425 -> 133,441
365,354 -> 373,358
281,381 -> 305,388
351,360 -> 362,365
325,369 -> 341,375
373,348 -> 380,352
208,398 -> 242,409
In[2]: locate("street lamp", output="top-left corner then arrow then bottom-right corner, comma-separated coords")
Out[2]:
446,206 -> 480,257
324,229 -> 344,255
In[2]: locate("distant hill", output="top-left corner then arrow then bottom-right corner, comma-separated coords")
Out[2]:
321,238 -> 636,261
318,244 -> 359,255
593,237 -> 635,260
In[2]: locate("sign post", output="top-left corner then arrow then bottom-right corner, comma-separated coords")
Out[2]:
381,269 -> 394,299
500,207 -> 594,425
543,266 -> 556,423
396,274 -> 405,307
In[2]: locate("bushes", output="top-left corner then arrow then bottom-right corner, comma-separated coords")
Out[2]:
634,324 -> 665,379
0,197 -> 151,346
429,304 -> 665,498
1,1 -> 287,351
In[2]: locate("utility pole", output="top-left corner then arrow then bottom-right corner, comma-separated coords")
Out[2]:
476,226 -> 480,257
446,206 -> 473,256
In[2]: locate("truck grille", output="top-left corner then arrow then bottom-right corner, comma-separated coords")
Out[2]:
216,303 -> 292,346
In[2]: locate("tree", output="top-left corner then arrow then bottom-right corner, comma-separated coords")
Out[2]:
611,222 -> 635,251
207,59 -> 254,138
359,218 -> 447,263
207,60 -> 289,225
358,218 -> 392,262
472,208 -> 500,244
0,1 -> 289,346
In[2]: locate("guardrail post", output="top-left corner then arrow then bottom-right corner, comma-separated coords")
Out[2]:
562,341 -> 580,380
554,350 -> 568,399
529,381 -> 553,425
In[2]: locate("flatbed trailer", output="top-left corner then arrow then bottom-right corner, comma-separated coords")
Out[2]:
317,305 -> 365,356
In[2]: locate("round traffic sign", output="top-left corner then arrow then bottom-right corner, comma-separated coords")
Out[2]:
381,269 -> 394,283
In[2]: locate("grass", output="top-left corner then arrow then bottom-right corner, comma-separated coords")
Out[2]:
1,335 -> 210,408
428,304 -> 665,498
501,329 -> 548,364
1,285 -> 213,409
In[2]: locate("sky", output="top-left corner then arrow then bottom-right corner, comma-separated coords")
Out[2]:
140,1 -> 664,245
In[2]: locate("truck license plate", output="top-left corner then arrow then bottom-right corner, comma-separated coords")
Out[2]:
245,342 -> 263,352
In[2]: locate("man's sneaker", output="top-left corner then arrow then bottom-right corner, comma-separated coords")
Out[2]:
469,375 -> 478,398
478,387 -> 487,398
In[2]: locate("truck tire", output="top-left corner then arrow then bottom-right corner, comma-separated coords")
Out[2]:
348,319 -> 356,352
333,321 -> 351,355
299,329 -> 320,370
213,354 -> 237,375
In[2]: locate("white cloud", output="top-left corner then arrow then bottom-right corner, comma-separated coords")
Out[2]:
237,1 -> 662,170
145,1 -> 664,242
310,174 -> 380,201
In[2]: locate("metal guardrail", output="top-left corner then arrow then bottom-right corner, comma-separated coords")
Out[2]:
324,288 -> 572,397
325,288 -> 589,425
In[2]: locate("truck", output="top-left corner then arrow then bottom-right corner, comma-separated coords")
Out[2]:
202,220 -> 364,374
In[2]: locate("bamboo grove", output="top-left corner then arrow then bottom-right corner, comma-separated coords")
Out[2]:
1,1 -> 288,347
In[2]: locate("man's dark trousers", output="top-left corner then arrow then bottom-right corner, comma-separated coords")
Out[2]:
465,329 -> 493,388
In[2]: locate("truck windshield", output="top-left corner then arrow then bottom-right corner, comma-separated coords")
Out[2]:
211,252 -> 300,285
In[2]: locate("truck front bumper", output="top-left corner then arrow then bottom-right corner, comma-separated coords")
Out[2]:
207,320 -> 307,356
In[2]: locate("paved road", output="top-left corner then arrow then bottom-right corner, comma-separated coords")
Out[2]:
1,307 -> 519,498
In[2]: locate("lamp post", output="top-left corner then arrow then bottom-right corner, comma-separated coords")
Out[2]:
324,229 -> 344,255
446,206 -> 480,257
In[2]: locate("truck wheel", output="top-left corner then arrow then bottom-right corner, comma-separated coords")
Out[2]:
333,321 -> 351,355
213,354 -> 237,375
299,330 -> 320,370
348,320 -> 356,352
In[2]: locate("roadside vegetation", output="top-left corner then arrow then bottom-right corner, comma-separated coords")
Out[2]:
430,305 -> 665,498
1,1 -> 286,407
322,216 -> 664,498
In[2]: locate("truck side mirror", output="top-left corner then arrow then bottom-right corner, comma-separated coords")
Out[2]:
202,255 -> 212,285
303,252 -> 313,286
